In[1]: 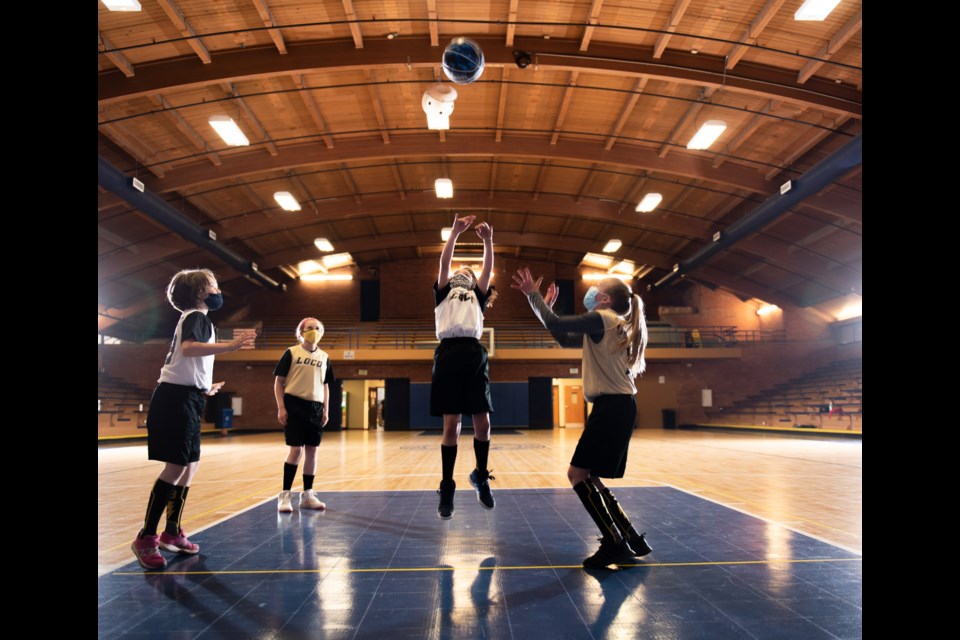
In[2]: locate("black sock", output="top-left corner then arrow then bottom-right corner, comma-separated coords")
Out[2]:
141,479 -> 177,537
600,487 -> 640,539
164,485 -> 190,536
573,479 -> 623,543
283,463 -> 298,491
473,438 -> 490,473
303,474 -> 315,491
441,445 -> 458,482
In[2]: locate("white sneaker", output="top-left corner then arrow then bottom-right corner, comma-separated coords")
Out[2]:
278,490 -> 294,513
300,489 -> 326,510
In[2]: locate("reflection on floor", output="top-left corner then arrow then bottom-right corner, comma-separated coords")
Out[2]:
99,487 -> 861,639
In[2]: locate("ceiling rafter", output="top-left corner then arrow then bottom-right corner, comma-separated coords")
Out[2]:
156,0 -> 211,64
712,99 -> 778,169
505,0 -> 519,46
763,114 -> 851,181
605,77 -> 648,150
798,10 -> 862,84
653,0 -> 693,59
293,75 -> 335,149
579,0 -> 604,51
658,87 -> 717,158
550,71 -> 580,145
725,0 -> 787,70
427,0 -> 440,47
98,37 -> 862,118
363,70 -> 391,144
98,31 -> 133,77
148,94 -> 221,167
219,83 -> 278,156
341,0 -> 364,48
251,0 -> 287,54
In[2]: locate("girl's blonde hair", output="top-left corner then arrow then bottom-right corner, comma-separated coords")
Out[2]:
295,317 -> 324,342
601,278 -> 648,375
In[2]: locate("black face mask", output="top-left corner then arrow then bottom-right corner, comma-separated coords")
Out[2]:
449,274 -> 473,290
204,292 -> 224,311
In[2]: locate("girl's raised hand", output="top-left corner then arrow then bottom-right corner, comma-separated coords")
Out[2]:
511,267 -> 543,295
475,221 -> 493,240
544,282 -> 559,308
451,214 -> 476,235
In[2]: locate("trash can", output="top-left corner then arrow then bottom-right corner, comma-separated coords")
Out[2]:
661,408 -> 677,430
220,408 -> 234,430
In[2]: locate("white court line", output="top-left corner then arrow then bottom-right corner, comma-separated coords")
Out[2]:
664,483 -> 862,556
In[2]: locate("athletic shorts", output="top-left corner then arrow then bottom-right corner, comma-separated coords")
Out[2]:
430,337 -> 493,417
283,393 -> 324,447
146,382 -> 206,465
570,394 -> 636,478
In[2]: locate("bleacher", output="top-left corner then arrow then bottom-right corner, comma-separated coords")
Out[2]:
707,359 -> 862,431
98,373 -> 151,438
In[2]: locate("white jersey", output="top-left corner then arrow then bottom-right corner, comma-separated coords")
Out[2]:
582,309 -> 638,402
157,310 -> 215,391
434,281 -> 491,340
273,344 -> 334,403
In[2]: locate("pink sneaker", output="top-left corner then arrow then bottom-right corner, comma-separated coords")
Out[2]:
131,533 -> 167,570
158,528 -> 200,554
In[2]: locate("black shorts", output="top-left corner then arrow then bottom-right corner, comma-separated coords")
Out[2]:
570,395 -> 637,478
430,337 -> 493,417
146,383 -> 206,466
284,394 -> 324,447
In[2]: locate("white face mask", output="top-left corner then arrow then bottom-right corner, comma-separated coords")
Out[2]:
449,274 -> 473,290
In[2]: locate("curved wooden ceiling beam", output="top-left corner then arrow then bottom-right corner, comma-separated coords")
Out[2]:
98,36 -> 861,117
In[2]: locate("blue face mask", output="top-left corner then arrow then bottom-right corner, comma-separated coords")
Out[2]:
583,286 -> 601,311
204,292 -> 224,311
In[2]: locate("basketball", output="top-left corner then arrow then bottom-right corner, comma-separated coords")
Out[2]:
442,37 -> 485,84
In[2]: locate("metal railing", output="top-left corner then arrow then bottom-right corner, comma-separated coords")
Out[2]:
218,324 -> 786,350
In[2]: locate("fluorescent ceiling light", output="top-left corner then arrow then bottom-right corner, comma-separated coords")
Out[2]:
314,238 -> 334,252
297,260 -> 327,276
441,227 -> 453,241
686,120 -> 727,150
435,178 -> 454,198
273,191 -> 301,212
608,260 -> 636,276
602,239 -> 622,253
757,304 -> 780,316
208,115 -> 250,147
794,0 -> 842,21
635,193 -> 663,213
101,0 -> 141,11
583,272 -> 632,282
321,253 -> 354,269
580,253 -> 614,269
836,302 -> 862,321
301,273 -> 354,282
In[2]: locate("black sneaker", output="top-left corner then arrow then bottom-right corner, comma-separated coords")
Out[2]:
468,469 -> 496,509
582,537 -> 636,570
437,479 -> 456,519
626,531 -> 652,557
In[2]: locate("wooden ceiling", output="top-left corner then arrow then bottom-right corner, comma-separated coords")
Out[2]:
98,0 -> 862,335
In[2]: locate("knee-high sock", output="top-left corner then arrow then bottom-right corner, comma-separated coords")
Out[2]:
600,487 -> 641,539
573,479 -> 623,543
164,485 -> 190,536
283,462 -> 298,491
141,479 -> 177,537
303,474 -> 315,491
441,445 -> 458,481
473,438 -> 490,473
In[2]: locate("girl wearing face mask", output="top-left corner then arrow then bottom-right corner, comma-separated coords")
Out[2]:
431,214 -> 498,519
512,270 -> 652,570
273,318 -> 335,513
131,269 -> 257,571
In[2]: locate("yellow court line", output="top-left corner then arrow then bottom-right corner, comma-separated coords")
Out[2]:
111,556 -> 861,577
